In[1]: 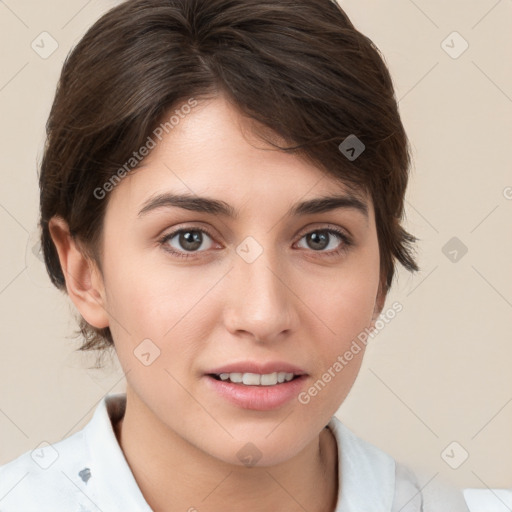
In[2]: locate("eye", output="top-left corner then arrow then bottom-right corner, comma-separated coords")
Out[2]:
296,227 -> 352,256
159,227 -> 216,258
158,224 -> 353,260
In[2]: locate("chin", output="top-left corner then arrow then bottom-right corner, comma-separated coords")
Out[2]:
202,428 -> 315,469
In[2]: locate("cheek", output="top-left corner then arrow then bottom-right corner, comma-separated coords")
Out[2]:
295,246 -> 380,401
102,246 -> 222,372
295,277 -> 375,420
305,275 -> 373,376
102,244 -> 189,331
302,253 -> 380,343
311,276 -> 376,325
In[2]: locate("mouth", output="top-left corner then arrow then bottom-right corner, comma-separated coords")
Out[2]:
208,371 -> 302,386
203,364 -> 308,410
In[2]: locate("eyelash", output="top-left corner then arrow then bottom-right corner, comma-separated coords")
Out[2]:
158,225 -> 353,260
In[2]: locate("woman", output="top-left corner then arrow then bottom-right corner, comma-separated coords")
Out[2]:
0,0 -> 469,510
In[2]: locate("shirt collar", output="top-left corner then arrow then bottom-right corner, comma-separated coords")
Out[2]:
84,393 -> 395,511
83,392 -> 153,511
327,416 -> 395,511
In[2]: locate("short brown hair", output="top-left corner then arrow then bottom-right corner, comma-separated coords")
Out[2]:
39,0 -> 419,355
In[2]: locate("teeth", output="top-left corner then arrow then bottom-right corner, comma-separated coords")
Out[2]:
243,373 -> 261,385
216,372 -> 296,385
260,373 -> 278,385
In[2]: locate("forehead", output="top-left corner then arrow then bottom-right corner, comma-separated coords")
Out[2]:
107,94 -> 373,222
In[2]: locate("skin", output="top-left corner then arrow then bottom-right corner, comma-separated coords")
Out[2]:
50,94 -> 386,512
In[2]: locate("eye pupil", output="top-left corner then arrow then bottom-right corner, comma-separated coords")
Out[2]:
308,231 -> 329,250
180,231 -> 202,251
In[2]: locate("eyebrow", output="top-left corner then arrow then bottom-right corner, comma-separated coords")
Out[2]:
137,192 -> 368,220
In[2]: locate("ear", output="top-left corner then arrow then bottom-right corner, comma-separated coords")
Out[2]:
370,275 -> 387,328
48,216 -> 109,329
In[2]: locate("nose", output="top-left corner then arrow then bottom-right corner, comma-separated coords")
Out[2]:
223,241 -> 299,344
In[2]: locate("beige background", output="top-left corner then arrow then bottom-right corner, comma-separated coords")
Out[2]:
0,0 -> 511,491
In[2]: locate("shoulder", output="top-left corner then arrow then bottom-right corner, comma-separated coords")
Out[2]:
0,393 -> 150,512
392,461 -> 470,512
0,430 -> 92,511
327,417 -> 469,512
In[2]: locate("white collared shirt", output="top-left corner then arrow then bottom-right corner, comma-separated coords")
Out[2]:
0,393 -> 469,511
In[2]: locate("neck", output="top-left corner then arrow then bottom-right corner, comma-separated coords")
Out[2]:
114,390 -> 339,512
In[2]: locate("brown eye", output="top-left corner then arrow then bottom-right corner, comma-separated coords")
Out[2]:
296,228 -> 352,256
160,228 -> 216,258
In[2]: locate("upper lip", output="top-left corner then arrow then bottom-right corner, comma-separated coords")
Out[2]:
207,361 -> 307,376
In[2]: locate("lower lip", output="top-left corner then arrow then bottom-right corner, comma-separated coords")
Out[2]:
204,375 -> 308,411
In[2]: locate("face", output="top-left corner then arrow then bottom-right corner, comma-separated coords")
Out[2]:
96,94 -> 383,466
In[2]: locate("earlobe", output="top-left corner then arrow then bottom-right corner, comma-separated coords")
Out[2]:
48,216 -> 109,329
